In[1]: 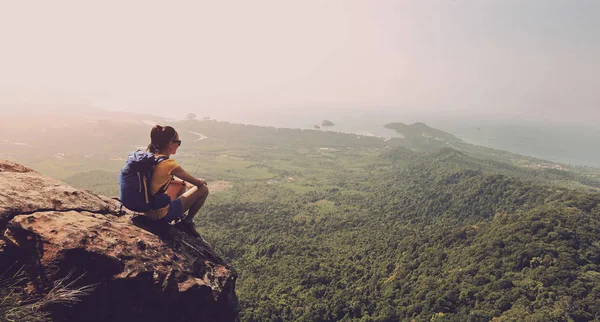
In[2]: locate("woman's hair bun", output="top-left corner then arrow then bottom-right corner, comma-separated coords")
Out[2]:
148,125 -> 176,153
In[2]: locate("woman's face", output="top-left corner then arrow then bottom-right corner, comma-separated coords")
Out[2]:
168,133 -> 181,155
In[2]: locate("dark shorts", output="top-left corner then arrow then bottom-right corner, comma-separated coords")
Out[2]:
161,199 -> 184,223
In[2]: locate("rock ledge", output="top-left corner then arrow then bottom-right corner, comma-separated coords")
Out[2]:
0,159 -> 238,322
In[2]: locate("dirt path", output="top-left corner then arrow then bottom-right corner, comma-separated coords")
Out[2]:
208,180 -> 232,193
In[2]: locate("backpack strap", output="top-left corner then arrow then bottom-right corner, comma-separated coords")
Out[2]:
154,155 -> 170,195
156,181 -> 170,196
155,155 -> 169,164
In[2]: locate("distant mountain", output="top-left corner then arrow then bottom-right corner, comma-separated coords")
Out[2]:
384,122 -> 461,143
381,122 -> 600,185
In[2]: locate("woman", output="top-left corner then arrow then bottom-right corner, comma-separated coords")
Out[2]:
145,125 -> 209,237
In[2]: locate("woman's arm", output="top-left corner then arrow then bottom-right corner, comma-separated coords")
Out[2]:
171,166 -> 206,187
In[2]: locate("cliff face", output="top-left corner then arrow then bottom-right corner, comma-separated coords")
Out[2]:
0,159 -> 238,322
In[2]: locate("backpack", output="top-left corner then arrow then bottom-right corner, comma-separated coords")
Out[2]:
119,151 -> 171,212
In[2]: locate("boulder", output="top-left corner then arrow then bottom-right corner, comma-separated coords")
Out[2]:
0,160 -> 113,232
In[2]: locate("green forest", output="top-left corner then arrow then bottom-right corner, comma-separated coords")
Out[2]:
5,118 -> 600,321
203,151 -> 600,321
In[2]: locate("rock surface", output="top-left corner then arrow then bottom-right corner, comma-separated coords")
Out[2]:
0,159 -> 239,321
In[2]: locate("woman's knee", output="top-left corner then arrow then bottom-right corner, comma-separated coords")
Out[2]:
187,184 -> 208,200
191,184 -> 208,196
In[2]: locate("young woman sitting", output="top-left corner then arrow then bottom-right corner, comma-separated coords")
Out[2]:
145,125 -> 209,237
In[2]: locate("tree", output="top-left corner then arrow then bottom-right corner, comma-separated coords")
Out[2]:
186,113 -> 197,120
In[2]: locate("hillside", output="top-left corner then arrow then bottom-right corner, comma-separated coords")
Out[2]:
200,147 -> 600,321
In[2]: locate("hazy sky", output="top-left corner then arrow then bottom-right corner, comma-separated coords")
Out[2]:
0,0 -> 598,124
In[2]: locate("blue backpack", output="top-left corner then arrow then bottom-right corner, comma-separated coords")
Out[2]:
119,151 -> 171,212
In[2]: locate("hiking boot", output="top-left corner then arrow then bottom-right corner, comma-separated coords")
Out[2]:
132,214 -> 175,238
177,220 -> 201,238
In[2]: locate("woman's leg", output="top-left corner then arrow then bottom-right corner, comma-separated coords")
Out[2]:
184,186 -> 209,222
178,184 -> 209,223
166,180 -> 186,200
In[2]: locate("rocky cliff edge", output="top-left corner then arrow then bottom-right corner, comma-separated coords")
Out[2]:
0,159 -> 239,322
